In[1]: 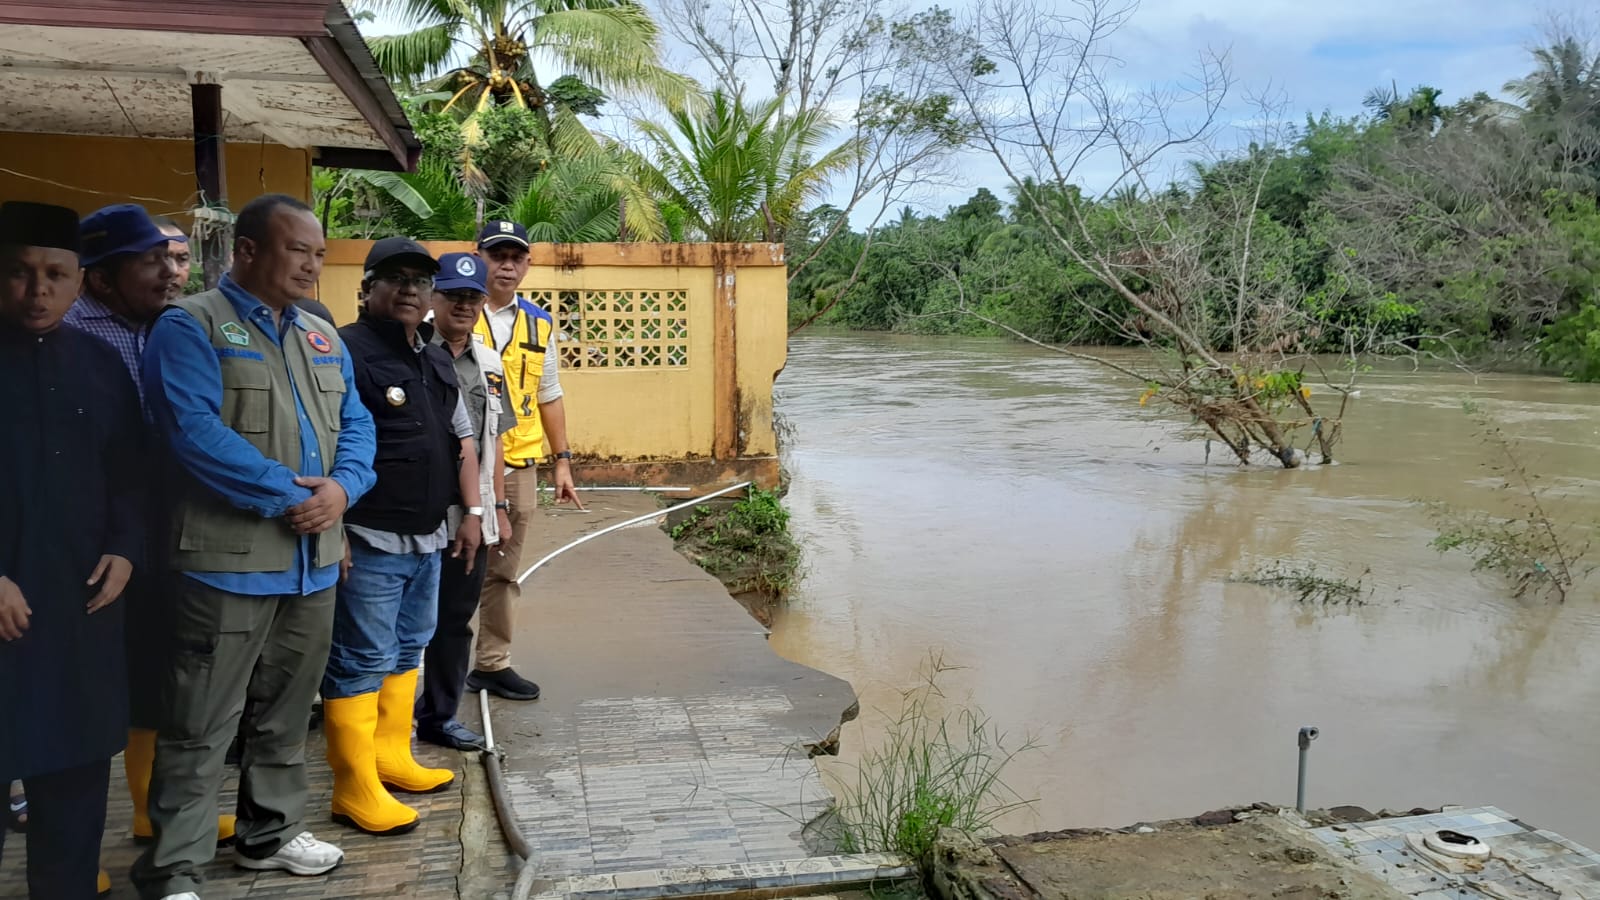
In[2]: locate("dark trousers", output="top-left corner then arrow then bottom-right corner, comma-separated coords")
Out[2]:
417,544 -> 490,729
0,759 -> 112,900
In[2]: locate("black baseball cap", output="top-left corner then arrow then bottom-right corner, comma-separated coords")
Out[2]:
364,236 -> 439,277
476,220 -> 529,250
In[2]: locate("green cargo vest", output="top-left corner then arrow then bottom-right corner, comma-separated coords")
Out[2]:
166,290 -> 347,573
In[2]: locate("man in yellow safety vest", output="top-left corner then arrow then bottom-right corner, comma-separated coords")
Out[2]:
464,221 -> 582,703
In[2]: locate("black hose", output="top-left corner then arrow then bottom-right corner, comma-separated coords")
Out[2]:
482,749 -> 533,861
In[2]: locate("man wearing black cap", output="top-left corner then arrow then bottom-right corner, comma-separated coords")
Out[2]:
468,221 -> 582,705
0,200 -> 144,899
322,237 -> 482,837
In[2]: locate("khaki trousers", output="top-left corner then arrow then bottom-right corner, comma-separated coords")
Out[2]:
476,464 -> 535,672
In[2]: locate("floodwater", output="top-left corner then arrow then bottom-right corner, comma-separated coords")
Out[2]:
768,332 -> 1600,846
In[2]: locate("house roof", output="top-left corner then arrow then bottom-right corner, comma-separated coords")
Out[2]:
0,1 -> 419,171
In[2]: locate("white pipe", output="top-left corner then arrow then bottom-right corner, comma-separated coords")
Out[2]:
537,485 -> 692,492
479,688 -> 495,752
514,482 -> 752,586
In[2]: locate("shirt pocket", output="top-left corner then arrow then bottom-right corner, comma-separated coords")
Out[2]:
219,361 -> 272,434
311,364 -> 346,432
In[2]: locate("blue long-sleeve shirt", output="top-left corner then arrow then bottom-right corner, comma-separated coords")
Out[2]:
142,275 -> 376,596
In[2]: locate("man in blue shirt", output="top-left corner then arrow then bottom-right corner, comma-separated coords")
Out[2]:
130,194 -> 376,900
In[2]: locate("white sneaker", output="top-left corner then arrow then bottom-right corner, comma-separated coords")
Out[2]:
234,830 -> 344,876
160,894 -> 202,900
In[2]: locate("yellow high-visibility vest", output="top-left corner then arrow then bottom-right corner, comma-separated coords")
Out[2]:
474,297 -> 554,467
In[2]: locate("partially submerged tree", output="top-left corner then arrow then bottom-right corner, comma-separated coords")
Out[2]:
895,0 -> 1407,467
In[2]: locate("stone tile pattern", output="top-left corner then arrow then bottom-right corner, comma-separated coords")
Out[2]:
1308,806 -> 1600,899
507,686 -> 834,877
0,731 -> 473,900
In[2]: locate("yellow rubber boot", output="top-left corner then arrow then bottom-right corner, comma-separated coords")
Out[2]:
126,727 -> 237,845
97,869 -> 110,896
324,692 -> 418,836
375,670 -> 455,794
126,727 -> 156,840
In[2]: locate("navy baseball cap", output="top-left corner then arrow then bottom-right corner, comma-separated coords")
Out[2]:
434,252 -> 488,293
476,220 -> 529,250
364,236 -> 439,276
79,204 -> 184,267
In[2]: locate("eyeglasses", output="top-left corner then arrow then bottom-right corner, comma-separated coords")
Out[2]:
374,273 -> 434,290
438,290 -> 485,305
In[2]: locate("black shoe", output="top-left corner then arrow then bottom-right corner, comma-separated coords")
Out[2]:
466,668 -> 541,701
417,719 -> 488,752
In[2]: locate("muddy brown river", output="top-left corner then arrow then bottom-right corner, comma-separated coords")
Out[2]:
768,332 -> 1600,845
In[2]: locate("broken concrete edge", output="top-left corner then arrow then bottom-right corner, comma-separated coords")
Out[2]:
522,853 -> 918,900
981,801 -> 1463,848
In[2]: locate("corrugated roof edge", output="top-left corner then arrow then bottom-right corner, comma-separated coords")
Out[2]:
308,1 -> 421,172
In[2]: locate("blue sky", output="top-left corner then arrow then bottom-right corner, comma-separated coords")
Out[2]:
360,0 -> 1555,219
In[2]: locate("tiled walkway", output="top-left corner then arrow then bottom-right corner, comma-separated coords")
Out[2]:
489,493 -> 858,882
1,493 -> 862,899
0,729 -> 480,899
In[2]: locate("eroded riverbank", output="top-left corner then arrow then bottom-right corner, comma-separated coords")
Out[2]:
769,333 -> 1600,846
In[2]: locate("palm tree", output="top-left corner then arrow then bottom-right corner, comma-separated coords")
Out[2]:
630,88 -> 858,242
363,0 -> 696,131
1363,82 -> 1447,132
1504,37 -> 1600,121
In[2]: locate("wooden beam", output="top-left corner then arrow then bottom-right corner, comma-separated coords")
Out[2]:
0,1 -> 332,36
191,82 -> 227,291
301,34 -> 414,172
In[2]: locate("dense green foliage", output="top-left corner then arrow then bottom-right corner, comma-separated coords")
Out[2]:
788,41 -> 1600,381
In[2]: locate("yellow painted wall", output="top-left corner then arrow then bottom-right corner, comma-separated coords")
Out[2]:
0,132 -> 311,220
321,240 -> 785,463
734,263 -> 789,457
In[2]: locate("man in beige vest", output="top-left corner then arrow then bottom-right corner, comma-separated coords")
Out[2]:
131,194 -> 377,900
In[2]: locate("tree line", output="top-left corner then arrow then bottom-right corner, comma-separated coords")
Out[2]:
789,31 -> 1600,383
319,1 -> 1597,466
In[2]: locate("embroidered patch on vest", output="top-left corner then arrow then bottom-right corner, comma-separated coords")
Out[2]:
485,371 -> 505,396
219,322 -> 250,346
307,331 -> 333,353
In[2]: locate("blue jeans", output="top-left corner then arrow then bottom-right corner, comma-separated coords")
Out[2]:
323,541 -> 442,699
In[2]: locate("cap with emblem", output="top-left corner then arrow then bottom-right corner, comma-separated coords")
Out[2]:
80,203 -> 183,267
364,236 -> 440,278
0,201 -> 82,254
476,220 -> 529,250
433,251 -> 488,293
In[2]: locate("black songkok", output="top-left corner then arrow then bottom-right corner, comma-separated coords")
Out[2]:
0,201 -> 82,254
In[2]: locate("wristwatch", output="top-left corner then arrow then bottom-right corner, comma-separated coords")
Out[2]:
493,501 -> 512,511
465,506 -> 485,517
554,450 -> 574,461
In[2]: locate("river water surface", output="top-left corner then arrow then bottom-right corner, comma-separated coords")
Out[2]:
768,332 -> 1600,845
